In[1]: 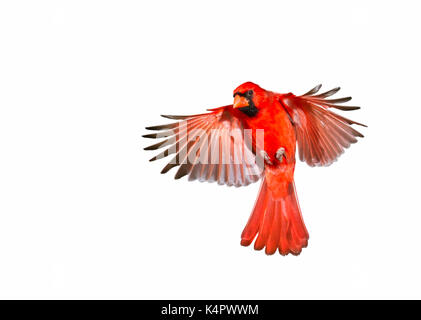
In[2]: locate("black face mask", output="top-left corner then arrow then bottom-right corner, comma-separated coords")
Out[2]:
233,91 -> 259,117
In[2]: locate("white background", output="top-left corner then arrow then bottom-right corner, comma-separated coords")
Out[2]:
0,0 -> 420,299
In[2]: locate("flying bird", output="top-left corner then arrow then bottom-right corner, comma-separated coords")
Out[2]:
143,82 -> 366,255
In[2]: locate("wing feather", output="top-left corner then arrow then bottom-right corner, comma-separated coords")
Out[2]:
280,86 -> 366,166
144,106 -> 262,186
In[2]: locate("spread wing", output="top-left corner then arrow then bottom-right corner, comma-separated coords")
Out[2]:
143,105 -> 263,187
280,85 -> 367,167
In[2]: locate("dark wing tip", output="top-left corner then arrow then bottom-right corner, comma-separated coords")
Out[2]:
161,163 -> 178,174
325,96 -> 352,104
313,87 -> 341,98
161,114 -> 191,120
145,125 -> 159,130
174,165 -> 189,179
144,140 -> 169,150
145,123 -> 178,131
302,84 -> 322,96
142,133 -> 157,138
174,173 -> 186,180
330,105 -> 360,111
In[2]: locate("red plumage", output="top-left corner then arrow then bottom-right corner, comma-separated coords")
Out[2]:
144,82 -> 366,255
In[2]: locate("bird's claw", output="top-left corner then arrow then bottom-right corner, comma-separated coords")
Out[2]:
276,147 -> 286,163
260,150 -> 273,165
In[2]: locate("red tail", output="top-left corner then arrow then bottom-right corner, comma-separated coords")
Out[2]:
240,178 -> 309,255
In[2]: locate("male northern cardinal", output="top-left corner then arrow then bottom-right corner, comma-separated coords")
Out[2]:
144,82 -> 365,255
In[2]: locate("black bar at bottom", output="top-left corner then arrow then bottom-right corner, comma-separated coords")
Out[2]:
0,300 -> 418,318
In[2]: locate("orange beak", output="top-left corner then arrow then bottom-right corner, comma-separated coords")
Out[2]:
233,95 -> 249,109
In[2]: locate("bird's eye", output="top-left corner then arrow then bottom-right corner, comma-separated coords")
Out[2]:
246,90 -> 253,97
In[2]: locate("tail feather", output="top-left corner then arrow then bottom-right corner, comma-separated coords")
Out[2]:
240,180 -> 268,246
241,178 -> 309,255
254,198 -> 275,250
266,201 -> 281,255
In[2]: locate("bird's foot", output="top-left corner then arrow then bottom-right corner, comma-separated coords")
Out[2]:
276,147 -> 286,163
260,150 -> 273,165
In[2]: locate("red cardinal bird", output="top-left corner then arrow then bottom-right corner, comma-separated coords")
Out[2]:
144,82 -> 366,255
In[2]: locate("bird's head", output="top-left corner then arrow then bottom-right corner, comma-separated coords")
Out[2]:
233,82 -> 266,117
